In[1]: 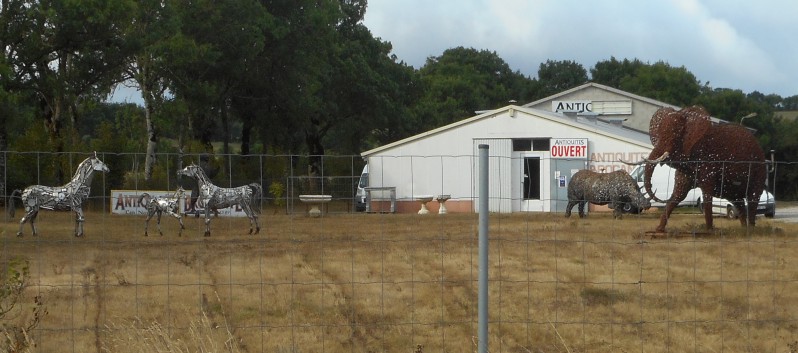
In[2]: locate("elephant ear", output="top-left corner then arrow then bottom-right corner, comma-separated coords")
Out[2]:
680,106 -> 712,156
649,107 -> 675,146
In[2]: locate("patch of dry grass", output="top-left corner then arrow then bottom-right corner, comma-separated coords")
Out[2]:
103,300 -> 242,353
2,207 -> 798,352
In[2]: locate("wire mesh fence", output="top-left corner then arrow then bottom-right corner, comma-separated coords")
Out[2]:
1,151 -> 798,352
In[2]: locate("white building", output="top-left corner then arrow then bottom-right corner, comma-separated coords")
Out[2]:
360,83 -> 728,214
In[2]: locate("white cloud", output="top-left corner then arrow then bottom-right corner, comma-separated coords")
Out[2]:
364,0 -> 798,95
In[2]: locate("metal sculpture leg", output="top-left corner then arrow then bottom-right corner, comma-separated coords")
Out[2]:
155,211 -> 164,236
252,214 -> 260,235
143,210 -> 155,236
74,208 -> 85,237
17,208 -> 39,237
203,207 -> 212,237
29,211 -> 39,235
168,211 -> 185,236
241,203 -> 260,235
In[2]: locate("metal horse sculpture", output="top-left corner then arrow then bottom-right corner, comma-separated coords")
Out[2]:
177,164 -> 262,236
9,152 -> 109,237
139,187 -> 186,236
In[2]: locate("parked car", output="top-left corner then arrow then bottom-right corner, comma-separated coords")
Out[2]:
701,190 -> 776,219
629,165 -> 774,217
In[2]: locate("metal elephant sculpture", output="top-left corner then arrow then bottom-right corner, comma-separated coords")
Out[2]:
628,106 -> 766,232
565,170 -> 651,219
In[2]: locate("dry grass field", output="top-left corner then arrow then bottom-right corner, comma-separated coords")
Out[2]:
2,206 -> 798,353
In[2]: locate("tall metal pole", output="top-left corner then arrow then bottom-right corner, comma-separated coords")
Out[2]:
478,144 -> 489,353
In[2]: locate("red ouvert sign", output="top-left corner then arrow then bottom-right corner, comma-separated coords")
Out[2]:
550,138 -> 588,159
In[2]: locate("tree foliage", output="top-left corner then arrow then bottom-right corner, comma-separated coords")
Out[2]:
620,61 -> 701,107
537,59 -> 587,96
415,47 -> 540,131
590,57 -> 645,89
2,1 -> 798,198
5,0 -> 135,147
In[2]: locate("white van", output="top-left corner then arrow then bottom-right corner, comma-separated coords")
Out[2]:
629,164 -> 701,208
354,164 -> 368,211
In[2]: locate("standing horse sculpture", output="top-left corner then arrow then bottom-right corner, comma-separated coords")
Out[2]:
9,152 -> 109,237
177,164 -> 262,236
139,187 -> 186,236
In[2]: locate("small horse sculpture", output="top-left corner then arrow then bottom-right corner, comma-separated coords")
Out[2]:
9,152 -> 109,237
177,164 -> 262,236
139,187 -> 186,236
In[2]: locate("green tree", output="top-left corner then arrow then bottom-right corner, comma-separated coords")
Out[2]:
692,88 -> 756,121
768,117 -> 798,199
165,0 -> 267,157
415,47 -> 540,131
618,61 -> 701,107
590,57 -> 645,89
4,0 -> 135,181
233,0 -> 420,187
537,59 -> 587,96
780,95 -> 798,110
121,0 -> 182,180
313,0 -> 420,154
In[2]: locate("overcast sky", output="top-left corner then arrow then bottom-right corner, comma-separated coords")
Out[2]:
362,0 -> 797,97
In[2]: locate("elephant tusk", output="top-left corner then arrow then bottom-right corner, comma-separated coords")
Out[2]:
619,158 -> 644,166
621,152 -> 670,165
644,152 -> 670,164
647,190 -> 669,203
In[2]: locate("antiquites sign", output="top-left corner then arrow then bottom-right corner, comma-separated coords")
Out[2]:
111,190 -> 248,217
550,138 -> 588,159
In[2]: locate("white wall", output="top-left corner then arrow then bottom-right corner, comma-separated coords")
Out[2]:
365,107 -> 653,212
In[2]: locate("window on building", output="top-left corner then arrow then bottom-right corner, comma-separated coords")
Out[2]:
512,139 -> 531,151
513,138 -> 550,151
532,138 -> 550,151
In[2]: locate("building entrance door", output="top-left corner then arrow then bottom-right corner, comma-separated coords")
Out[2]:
521,154 -> 546,212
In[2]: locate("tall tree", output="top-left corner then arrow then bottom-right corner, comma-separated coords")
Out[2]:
166,0 -> 267,157
5,0 -> 134,180
617,61 -> 701,107
692,88 -> 758,122
537,59 -> 587,96
122,0 -> 180,180
238,0 -> 418,187
590,57 -> 645,89
415,47 -> 540,131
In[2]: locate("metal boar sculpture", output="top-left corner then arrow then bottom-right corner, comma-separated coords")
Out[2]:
565,170 -> 651,219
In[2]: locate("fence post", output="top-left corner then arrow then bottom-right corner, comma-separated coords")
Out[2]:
478,144 -> 489,353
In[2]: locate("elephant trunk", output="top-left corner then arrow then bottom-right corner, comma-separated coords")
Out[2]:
643,155 -> 669,204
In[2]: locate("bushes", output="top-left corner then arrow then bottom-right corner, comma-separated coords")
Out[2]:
1,258 -> 47,353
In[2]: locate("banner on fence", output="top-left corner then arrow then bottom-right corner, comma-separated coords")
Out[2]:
110,190 -> 249,217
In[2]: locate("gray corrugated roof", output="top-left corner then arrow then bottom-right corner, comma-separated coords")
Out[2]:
361,105 -> 653,156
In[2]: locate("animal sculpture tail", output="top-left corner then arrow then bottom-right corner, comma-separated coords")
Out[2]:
7,189 -> 21,219
248,183 -> 263,214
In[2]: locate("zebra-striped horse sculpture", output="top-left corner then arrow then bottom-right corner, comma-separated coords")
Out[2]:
139,187 -> 186,236
177,164 -> 262,236
9,152 -> 109,237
